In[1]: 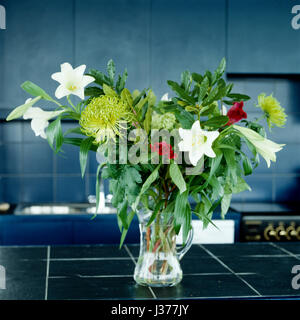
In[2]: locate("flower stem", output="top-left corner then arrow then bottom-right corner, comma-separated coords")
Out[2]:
67,95 -> 76,110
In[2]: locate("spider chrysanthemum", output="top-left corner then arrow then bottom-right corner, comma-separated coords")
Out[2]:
80,95 -> 132,142
257,93 -> 287,129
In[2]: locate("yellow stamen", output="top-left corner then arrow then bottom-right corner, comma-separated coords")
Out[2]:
68,85 -> 77,91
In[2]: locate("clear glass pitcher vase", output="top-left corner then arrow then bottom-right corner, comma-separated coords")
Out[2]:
134,207 -> 193,287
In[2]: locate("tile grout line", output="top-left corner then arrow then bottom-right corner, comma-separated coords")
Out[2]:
46,257 -> 135,261
124,245 -> 157,300
44,246 -> 50,300
48,272 -> 257,279
124,245 -> 137,265
198,244 -> 262,297
269,242 -> 300,261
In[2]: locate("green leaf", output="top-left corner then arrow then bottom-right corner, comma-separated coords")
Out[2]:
232,176 -> 251,193
144,105 -> 152,134
6,96 -> 41,121
204,70 -> 213,85
63,127 -> 84,137
203,116 -> 229,129
123,166 -> 142,190
199,193 -> 221,229
174,190 -> 189,234
227,93 -> 251,101
79,137 -> 94,178
135,96 -> 148,112
203,86 -> 219,106
46,117 -> 63,153
182,205 -> 192,244
148,90 -> 156,108
167,80 -> 196,105
117,199 -> 128,229
192,72 -> 203,84
84,86 -> 103,97
116,69 -> 128,94
174,107 -> 195,129
203,173 -> 224,199
198,76 -> 209,103
103,83 -> 118,97
169,163 -> 187,194
181,70 -> 192,91
119,210 -> 135,248
209,150 -> 223,178
140,164 -> 160,195
63,138 -> 97,151
200,103 -> 217,116
146,200 -> 164,227
120,88 -> 133,107
242,155 -> 253,176
214,58 -> 226,79
221,193 -> 232,218
223,149 -> 238,185
226,83 -> 234,95
87,69 -> 110,86
21,81 -> 53,101
107,59 -> 115,83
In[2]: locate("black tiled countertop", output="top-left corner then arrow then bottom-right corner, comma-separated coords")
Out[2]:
0,243 -> 300,300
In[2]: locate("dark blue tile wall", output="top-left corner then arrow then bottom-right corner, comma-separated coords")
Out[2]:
0,0 -> 299,204
227,0 -> 300,74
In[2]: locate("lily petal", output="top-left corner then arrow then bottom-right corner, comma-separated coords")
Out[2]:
55,85 -> 70,99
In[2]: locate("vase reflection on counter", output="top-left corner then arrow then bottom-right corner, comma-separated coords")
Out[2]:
134,205 -> 193,287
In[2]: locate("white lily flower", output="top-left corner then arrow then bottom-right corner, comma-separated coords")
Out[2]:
23,99 -> 64,139
233,125 -> 285,167
51,62 -> 95,100
161,93 -> 171,101
178,120 -> 219,166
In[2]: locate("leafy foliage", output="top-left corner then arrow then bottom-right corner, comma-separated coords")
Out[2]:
6,57 -> 285,248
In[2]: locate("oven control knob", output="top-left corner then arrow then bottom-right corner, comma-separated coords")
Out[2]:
286,223 -> 297,240
275,223 -> 286,241
264,224 -> 276,241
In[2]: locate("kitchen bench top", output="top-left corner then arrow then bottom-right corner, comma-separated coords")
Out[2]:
0,242 -> 300,300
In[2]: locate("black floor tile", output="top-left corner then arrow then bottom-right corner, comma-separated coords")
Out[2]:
2,259 -> 47,279
274,242 -> 300,255
47,277 -> 154,300
49,259 -> 135,277
0,279 -> 45,300
181,257 -> 227,274
202,243 -> 285,257
0,255 -> 47,300
241,273 -> 300,297
0,246 -> 47,262
217,255 -> 298,277
50,245 -> 130,259
124,244 -> 140,258
151,274 -> 258,299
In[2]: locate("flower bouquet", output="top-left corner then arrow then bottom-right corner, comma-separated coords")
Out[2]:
6,59 -> 287,287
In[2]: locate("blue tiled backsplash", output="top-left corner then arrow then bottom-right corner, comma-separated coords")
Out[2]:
0,0 -> 299,204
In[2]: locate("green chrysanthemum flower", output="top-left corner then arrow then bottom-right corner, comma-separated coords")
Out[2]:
257,93 -> 287,129
151,112 -> 177,130
80,95 -> 133,142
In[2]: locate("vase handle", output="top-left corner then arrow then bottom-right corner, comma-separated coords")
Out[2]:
176,228 -> 194,261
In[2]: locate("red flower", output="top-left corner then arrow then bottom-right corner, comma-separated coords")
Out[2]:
150,142 -> 177,159
226,101 -> 247,125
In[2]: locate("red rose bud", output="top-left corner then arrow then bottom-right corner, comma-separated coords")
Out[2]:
226,101 -> 247,125
150,142 -> 177,159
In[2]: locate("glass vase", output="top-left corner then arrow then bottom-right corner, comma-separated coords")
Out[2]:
134,205 -> 193,287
